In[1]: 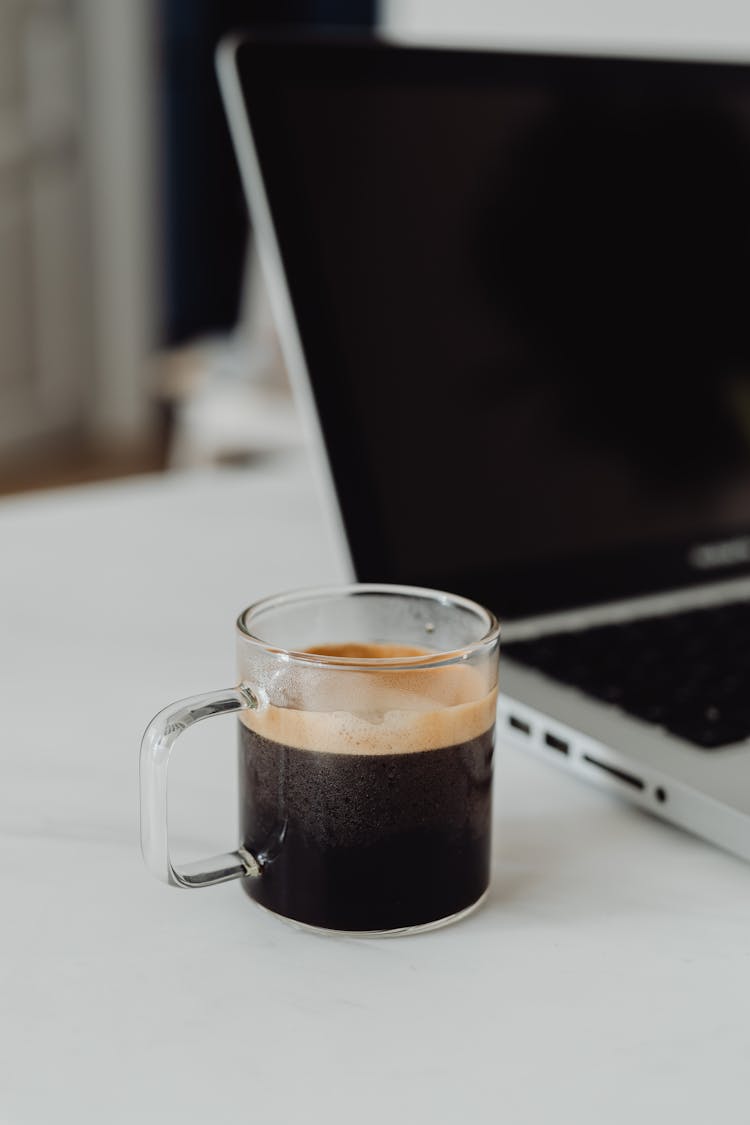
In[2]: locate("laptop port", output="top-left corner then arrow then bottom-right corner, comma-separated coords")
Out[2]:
582,754 -> 645,791
544,732 -> 569,754
509,715 -> 531,735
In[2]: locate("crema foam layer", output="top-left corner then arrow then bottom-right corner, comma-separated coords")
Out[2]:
240,642 -> 497,755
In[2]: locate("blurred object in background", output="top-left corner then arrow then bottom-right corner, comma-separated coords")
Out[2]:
156,0 -> 375,470
383,0 -> 750,52
159,241 -> 303,470
0,0 -> 376,496
0,0 -> 160,494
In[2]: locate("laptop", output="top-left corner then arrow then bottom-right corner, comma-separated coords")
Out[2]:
219,34 -> 750,862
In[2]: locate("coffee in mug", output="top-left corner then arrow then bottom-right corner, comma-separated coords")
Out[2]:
140,586 -> 500,936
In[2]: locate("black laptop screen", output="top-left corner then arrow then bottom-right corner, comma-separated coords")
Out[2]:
234,38 -> 750,617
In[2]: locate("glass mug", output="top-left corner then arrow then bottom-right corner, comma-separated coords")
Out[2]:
140,584 -> 500,936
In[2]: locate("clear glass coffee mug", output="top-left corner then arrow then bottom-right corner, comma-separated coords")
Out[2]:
140,584 -> 500,936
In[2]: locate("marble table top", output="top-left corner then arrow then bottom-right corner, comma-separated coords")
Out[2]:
2,449 -> 749,1124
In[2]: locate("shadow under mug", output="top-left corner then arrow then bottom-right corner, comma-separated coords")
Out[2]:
140,584 -> 500,936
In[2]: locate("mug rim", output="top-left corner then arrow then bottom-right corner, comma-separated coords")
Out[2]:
236,583 -> 501,670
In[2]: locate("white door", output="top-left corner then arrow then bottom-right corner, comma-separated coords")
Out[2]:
0,0 -> 91,455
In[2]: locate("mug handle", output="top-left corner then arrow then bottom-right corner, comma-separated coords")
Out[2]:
139,687 -> 261,888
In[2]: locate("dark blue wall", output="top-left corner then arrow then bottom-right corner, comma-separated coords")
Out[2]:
159,1 -> 378,345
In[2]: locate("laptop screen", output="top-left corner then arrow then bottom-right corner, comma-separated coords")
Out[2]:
232,38 -> 750,618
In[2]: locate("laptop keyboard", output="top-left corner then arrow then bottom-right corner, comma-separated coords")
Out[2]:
504,600 -> 750,749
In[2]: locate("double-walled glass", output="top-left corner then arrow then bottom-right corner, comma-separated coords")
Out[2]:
140,584 -> 500,936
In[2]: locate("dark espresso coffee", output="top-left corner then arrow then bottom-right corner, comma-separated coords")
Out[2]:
239,644 -> 496,931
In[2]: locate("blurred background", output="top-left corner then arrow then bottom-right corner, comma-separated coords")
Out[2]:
2,0 -> 750,496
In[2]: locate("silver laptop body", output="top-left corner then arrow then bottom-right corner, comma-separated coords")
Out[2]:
219,34 -> 750,861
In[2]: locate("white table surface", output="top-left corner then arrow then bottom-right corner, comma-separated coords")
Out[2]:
2,449 -> 749,1125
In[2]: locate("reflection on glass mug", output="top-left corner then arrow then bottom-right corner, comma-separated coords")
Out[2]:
140,584 -> 500,936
